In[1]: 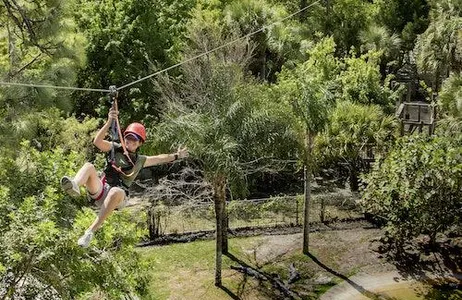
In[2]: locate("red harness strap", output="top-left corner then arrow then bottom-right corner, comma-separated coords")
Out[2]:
94,175 -> 107,201
111,161 -> 136,177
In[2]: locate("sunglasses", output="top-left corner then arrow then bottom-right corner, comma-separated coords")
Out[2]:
124,134 -> 140,142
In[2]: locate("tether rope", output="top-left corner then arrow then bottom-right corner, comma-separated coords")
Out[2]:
0,0 -> 321,93
0,81 -> 110,92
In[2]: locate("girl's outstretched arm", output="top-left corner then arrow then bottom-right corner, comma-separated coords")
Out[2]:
144,146 -> 188,167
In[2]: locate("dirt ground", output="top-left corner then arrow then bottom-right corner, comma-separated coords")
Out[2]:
141,218 -> 462,299
238,224 -> 391,274
220,223 -> 462,299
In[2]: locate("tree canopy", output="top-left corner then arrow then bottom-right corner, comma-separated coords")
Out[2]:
2,0 -> 462,297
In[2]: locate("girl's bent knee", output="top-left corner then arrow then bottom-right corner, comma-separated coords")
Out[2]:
107,188 -> 125,200
83,162 -> 95,170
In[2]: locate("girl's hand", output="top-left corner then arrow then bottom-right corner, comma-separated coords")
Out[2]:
108,107 -> 118,120
176,146 -> 189,159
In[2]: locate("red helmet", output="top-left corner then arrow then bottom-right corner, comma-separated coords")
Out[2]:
124,122 -> 146,142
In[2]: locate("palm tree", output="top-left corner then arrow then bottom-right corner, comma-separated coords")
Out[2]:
438,73 -> 462,118
359,24 -> 402,75
223,0 -> 303,81
149,13 -> 299,285
316,101 -> 396,191
277,37 -> 338,254
413,2 -> 462,91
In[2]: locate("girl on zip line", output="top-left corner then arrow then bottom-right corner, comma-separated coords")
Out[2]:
61,106 -> 188,247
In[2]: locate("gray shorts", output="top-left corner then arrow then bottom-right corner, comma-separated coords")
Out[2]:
88,177 -> 128,209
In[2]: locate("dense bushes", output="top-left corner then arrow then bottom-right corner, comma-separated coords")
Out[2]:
0,142 -> 149,299
362,135 -> 462,245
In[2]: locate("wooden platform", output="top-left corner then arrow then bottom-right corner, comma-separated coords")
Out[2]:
395,102 -> 437,135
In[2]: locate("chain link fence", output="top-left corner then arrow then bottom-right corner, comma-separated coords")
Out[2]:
145,189 -> 362,238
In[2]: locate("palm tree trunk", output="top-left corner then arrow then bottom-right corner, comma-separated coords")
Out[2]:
147,208 -> 156,240
222,208 -> 229,254
303,131 -> 313,254
213,175 -> 226,286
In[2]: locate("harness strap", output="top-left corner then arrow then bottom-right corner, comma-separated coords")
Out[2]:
111,161 -> 136,177
108,87 -> 135,172
94,175 -> 107,201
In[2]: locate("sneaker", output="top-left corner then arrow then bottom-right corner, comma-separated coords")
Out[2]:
77,230 -> 94,248
60,176 -> 80,197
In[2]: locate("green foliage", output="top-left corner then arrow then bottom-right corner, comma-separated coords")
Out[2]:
223,0 -> 306,80
0,142 -> 149,299
316,101 -> 396,165
277,37 -> 339,137
330,0 -> 375,53
228,200 -> 262,220
148,15 -> 299,199
359,24 -> 402,70
0,0 -> 87,149
338,52 -> 398,112
0,141 -> 86,209
315,101 -> 396,190
0,0 -> 86,89
438,73 -> 462,118
227,197 -> 298,223
235,83 -> 301,162
73,0 -> 196,121
362,135 -> 462,244
0,108 -> 99,156
414,0 -> 462,88
374,0 -> 430,51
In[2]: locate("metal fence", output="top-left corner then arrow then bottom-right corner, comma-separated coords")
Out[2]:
145,189 -> 362,238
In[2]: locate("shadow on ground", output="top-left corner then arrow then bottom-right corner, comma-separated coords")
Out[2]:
220,252 -> 304,300
306,252 -> 399,300
374,236 -> 462,299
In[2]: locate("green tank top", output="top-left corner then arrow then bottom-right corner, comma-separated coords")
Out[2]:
105,143 -> 147,188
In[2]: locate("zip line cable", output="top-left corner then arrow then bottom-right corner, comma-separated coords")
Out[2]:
117,0 -> 321,91
0,81 -> 110,93
0,0 -> 321,93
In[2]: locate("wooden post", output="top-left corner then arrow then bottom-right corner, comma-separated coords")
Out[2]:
295,197 -> 299,226
303,132 -> 313,254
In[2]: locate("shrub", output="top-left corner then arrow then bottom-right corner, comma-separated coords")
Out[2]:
361,135 -> 462,246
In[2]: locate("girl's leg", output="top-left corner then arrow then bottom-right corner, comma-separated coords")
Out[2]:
89,187 -> 126,231
74,162 -> 101,194
78,187 -> 125,247
61,162 -> 101,197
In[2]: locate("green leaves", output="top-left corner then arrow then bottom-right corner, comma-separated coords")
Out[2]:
73,0 -> 196,120
278,37 -> 338,135
317,100 -> 395,159
338,51 -> 398,113
438,73 -> 462,118
0,0 -> 86,113
0,140 -> 149,299
413,0 -> 462,89
362,135 -> 462,243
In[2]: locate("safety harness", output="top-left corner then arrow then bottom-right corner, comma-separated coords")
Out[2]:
107,85 -> 136,177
